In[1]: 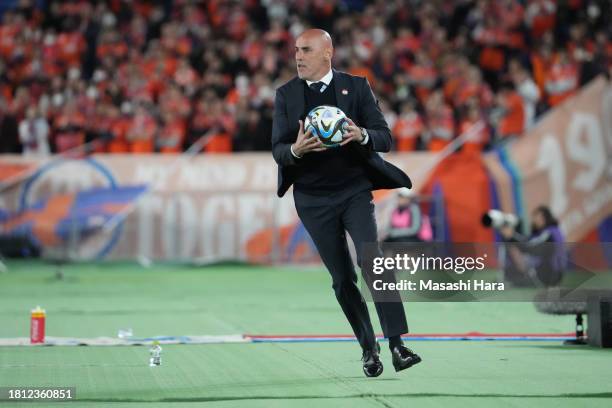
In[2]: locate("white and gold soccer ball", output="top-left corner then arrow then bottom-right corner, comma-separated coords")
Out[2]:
304,105 -> 348,147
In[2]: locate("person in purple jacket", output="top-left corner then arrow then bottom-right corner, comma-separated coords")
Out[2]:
501,206 -> 567,287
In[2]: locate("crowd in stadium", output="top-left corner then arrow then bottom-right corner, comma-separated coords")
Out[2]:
0,0 -> 610,156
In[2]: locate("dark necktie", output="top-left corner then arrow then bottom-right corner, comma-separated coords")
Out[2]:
309,81 -> 324,93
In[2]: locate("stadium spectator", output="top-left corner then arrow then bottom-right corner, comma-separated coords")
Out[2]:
453,66 -> 494,111
201,98 -> 235,153
106,104 -> 130,154
509,60 -> 540,130
53,101 -> 86,153
424,90 -> 455,152
18,106 -> 50,156
408,50 -> 438,105
392,99 -> 424,152
544,48 -> 580,107
127,104 -> 157,154
158,111 -> 186,154
460,100 -> 490,153
491,83 -> 526,142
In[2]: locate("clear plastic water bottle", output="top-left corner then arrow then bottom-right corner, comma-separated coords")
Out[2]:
149,341 -> 162,367
117,328 -> 133,339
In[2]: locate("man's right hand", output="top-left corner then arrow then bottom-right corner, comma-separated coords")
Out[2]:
291,120 -> 326,158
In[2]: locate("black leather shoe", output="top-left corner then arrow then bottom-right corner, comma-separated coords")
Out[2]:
362,342 -> 383,377
391,345 -> 422,372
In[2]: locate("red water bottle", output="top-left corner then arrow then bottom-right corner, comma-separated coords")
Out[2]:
30,306 -> 46,344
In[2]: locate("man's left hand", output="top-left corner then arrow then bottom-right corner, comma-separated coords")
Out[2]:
340,118 -> 364,146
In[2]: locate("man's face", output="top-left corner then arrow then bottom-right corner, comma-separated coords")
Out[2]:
295,35 -> 330,81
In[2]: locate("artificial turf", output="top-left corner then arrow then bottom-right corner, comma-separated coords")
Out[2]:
0,260 -> 610,407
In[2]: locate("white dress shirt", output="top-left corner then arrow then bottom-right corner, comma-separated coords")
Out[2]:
305,68 -> 333,93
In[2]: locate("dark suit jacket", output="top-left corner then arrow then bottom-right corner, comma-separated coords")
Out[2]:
271,69 -> 412,198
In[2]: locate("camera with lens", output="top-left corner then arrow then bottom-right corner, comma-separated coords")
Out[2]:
481,209 -> 520,230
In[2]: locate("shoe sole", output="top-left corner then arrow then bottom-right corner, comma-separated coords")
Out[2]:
363,363 -> 384,377
393,355 -> 422,372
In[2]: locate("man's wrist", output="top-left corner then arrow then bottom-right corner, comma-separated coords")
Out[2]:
290,144 -> 302,159
359,128 -> 369,145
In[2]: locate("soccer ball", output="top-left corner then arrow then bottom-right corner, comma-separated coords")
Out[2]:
304,105 -> 348,147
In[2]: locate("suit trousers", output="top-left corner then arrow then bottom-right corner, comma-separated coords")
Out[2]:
294,189 -> 409,351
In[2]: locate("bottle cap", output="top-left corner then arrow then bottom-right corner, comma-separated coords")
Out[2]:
31,306 -> 46,316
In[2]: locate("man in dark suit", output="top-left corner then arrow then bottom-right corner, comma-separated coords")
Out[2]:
272,29 -> 421,377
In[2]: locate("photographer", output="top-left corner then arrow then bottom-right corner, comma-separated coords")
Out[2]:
484,206 -> 566,287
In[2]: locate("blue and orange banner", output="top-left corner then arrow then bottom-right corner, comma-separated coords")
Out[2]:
482,76 -> 612,242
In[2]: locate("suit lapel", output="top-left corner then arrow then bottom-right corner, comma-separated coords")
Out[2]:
287,79 -> 305,125
333,69 -> 352,118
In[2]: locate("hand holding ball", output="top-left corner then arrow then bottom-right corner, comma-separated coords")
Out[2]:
292,105 -> 362,157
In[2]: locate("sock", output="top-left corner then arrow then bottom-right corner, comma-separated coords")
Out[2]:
388,335 -> 404,350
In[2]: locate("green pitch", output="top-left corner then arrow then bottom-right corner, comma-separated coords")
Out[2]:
0,261 -> 611,407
